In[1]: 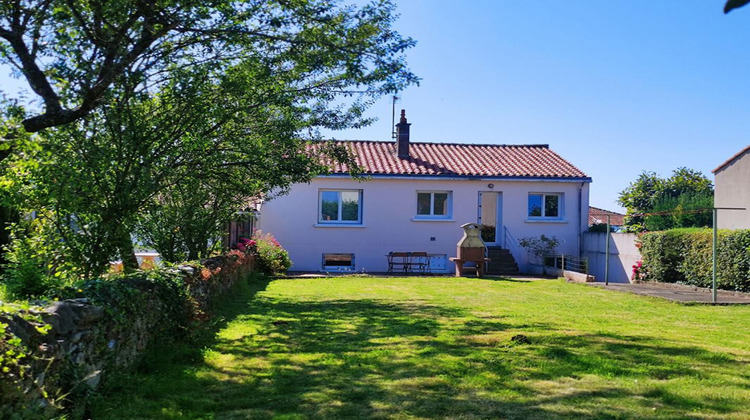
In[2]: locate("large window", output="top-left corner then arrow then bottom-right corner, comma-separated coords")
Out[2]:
319,190 -> 362,224
528,193 -> 562,219
416,191 -> 452,218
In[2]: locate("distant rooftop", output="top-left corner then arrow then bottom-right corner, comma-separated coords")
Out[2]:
589,206 -> 625,226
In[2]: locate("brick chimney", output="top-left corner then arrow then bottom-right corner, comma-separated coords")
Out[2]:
396,109 -> 411,159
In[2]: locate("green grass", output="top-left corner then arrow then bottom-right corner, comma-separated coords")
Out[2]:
91,276 -> 750,419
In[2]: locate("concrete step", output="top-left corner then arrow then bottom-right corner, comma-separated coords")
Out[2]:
484,247 -> 520,275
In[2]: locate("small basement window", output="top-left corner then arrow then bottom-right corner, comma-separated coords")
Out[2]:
322,253 -> 355,271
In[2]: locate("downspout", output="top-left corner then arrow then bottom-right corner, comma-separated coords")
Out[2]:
578,182 -> 585,258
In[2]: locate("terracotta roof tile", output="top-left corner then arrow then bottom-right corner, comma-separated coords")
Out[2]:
315,140 -> 589,179
589,206 -> 625,226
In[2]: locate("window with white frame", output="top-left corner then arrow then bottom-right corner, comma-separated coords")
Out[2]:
416,191 -> 452,218
319,189 -> 362,224
528,193 -> 562,219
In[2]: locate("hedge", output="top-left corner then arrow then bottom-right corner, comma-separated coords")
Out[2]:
639,228 -> 750,292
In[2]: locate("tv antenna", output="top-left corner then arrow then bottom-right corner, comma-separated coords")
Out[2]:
391,93 -> 401,138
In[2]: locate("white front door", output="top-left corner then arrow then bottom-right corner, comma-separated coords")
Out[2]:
478,191 -> 503,246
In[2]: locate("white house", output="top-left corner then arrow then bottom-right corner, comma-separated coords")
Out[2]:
258,111 -> 591,273
713,144 -> 750,229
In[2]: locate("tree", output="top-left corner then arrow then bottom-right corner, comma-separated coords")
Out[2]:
618,168 -> 713,232
0,0 -> 417,133
0,0 -> 416,284
617,171 -> 662,230
135,178 -> 242,263
3,63 -> 365,276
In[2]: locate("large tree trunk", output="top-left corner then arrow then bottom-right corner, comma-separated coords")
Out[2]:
117,229 -> 139,273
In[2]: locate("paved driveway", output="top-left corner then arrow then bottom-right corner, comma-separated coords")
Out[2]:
589,282 -> 750,305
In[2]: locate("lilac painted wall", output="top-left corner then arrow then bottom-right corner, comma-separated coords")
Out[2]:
259,176 -> 590,273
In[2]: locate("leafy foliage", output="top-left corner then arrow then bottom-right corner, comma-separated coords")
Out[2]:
518,235 -> 560,264
1,302 -> 54,419
1,247 -> 257,417
0,0 -> 418,132
2,216 -> 80,299
618,168 -> 713,232
252,232 -> 291,276
1,0 -> 417,285
136,178 -> 245,264
643,192 -> 713,231
639,228 -> 750,292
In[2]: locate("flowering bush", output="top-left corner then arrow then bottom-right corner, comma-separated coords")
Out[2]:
252,232 -> 291,275
631,260 -> 643,282
234,237 -> 257,252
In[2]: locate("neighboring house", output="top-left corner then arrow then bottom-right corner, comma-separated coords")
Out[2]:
258,111 -> 592,273
713,145 -> 750,230
588,206 -> 625,231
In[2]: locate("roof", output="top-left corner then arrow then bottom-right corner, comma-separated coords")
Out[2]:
588,206 -> 625,226
712,144 -> 750,174
316,140 -> 590,180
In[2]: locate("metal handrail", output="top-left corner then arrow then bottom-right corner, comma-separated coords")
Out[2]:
551,254 -> 589,274
503,226 -> 523,264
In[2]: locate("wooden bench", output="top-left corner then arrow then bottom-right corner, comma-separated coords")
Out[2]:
387,252 -> 431,274
449,257 -> 491,278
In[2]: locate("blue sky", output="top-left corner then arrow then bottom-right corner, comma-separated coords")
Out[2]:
2,1 -> 749,212
322,1 -> 750,212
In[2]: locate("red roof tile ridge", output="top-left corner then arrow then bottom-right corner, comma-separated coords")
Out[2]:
317,139 -> 550,148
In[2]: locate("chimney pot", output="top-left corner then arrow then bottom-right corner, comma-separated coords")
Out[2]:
396,109 -> 411,159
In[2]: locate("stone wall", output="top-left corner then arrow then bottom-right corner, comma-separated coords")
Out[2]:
0,249 -> 255,417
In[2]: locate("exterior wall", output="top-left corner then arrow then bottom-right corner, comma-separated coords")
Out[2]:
259,176 -> 590,273
715,149 -> 750,230
582,232 -> 641,283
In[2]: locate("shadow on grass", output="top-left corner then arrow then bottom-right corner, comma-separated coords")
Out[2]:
482,276 -> 533,283
92,277 -> 749,419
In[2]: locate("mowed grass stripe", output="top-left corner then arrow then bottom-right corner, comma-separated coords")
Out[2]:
92,276 -> 750,419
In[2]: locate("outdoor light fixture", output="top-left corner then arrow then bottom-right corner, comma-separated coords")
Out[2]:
487,183 -> 494,189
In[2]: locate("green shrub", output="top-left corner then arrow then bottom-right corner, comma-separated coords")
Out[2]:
2,221 -> 78,300
716,230 -> 750,292
639,229 -> 695,284
252,232 -> 291,276
679,231 -> 714,287
639,228 -> 750,292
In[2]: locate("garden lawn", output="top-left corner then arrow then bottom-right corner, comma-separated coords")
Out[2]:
92,276 -> 750,419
